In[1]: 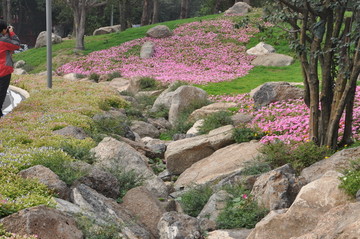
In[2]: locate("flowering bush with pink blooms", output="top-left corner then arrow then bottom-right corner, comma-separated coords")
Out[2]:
58,19 -> 258,84
211,86 -> 360,144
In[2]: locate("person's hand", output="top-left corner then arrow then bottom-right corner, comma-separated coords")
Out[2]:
7,26 -> 14,33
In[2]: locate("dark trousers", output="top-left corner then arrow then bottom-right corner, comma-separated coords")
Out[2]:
0,74 -> 11,117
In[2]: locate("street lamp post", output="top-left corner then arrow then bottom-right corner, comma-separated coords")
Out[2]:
46,0 -> 52,88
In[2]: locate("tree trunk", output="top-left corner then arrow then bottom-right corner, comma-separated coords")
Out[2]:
180,0 -> 189,19
6,0 -> 11,23
141,0 -> 153,26
73,1 -> 86,50
152,0 -> 159,24
119,0 -> 128,31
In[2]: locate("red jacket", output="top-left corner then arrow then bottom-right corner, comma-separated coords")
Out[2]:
0,31 -> 20,78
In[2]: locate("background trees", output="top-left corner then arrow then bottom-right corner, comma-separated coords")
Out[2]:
265,0 -> 360,148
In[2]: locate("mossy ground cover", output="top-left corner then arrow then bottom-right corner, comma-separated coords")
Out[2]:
0,75 -> 126,218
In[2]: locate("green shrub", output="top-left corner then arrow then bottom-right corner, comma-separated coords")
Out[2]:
89,117 -> 129,142
59,140 -> 96,164
241,159 -> 272,176
233,127 -> 264,143
0,169 -> 54,218
260,141 -> 334,173
147,104 -> 169,119
98,96 -> 127,111
89,73 -> 100,82
75,215 -> 123,239
135,95 -> 158,109
178,185 -> 213,217
216,184 -> 268,229
149,158 -> 166,175
29,149 -> 87,185
198,111 -> 233,134
107,71 -> 121,81
125,107 -> 145,120
340,159 -> 360,197
106,167 -> 145,202
139,77 -> 158,90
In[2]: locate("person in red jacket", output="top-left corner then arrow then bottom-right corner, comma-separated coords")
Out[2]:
0,20 -> 20,118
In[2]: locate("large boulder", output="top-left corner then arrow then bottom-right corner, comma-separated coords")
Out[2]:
146,25 -> 173,38
252,53 -> 294,67
189,102 -> 237,121
93,24 -> 121,35
247,171 -> 350,239
109,77 -> 142,94
224,2 -> 252,15
186,119 -> 204,135
130,120 -> 161,138
14,60 -> 26,69
53,125 -> 89,139
246,42 -> 275,56
91,137 -> 168,197
207,229 -> 252,239
18,165 -> 70,200
197,190 -> 232,223
301,146 -> 360,183
168,85 -> 208,125
140,41 -> 156,59
75,167 -> 120,199
71,184 -> 152,239
251,164 -> 306,210
166,125 -> 235,175
0,206 -> 83,239
174,140 -> 261,189
290,202 -> 360,239
252,82 -> 304,108
158,212 -> 204,239
35,31 -> 62,48
122,186 -> 166,238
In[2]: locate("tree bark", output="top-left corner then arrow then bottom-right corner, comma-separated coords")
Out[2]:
152,0 -> 159,24
6,0 -> 11,23
141,0 -> 153,26
119,0 -> 128,31
180,0 -> 189,19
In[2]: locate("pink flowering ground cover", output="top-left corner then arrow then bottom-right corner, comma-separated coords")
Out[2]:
58,19 -> 258,84
211,87 -> 360,144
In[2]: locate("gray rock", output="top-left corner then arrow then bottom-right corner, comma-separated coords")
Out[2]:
189,102 -> 237,122
141,41 -> 156,59
224,2 -> 252,15
172,133 -> 196,141
122,186 -> 166,238
246,42 -> 275,56
53,126 -> 89,139
71,184 -> 152,239
357,190 -> 360,202
301,146 -> 360,183
18,165 -> 70,200
231,113 -> 254,125
75,167 -> 120,199
92,137 -> 168,197
13,68 -> 27,75
247,171 -> 350,239
157,212 -> 202,239
251,164 -> 306,210
130,120 -> 160,138
207,229 -> 253,239
14,60 -> 25,69
148,118 -> 172,131
35,31 -> 62,48
0,206 -> 83,239
197,190 -> 232,222
166,125 -> 234,175
93,25 -> 121,35
147,25 -> 173,38
186,119 -> 204,135
252,82 -> 304,108
252,53 -> 294,67
169,85 -> 208,125
174,140 -> 261,189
